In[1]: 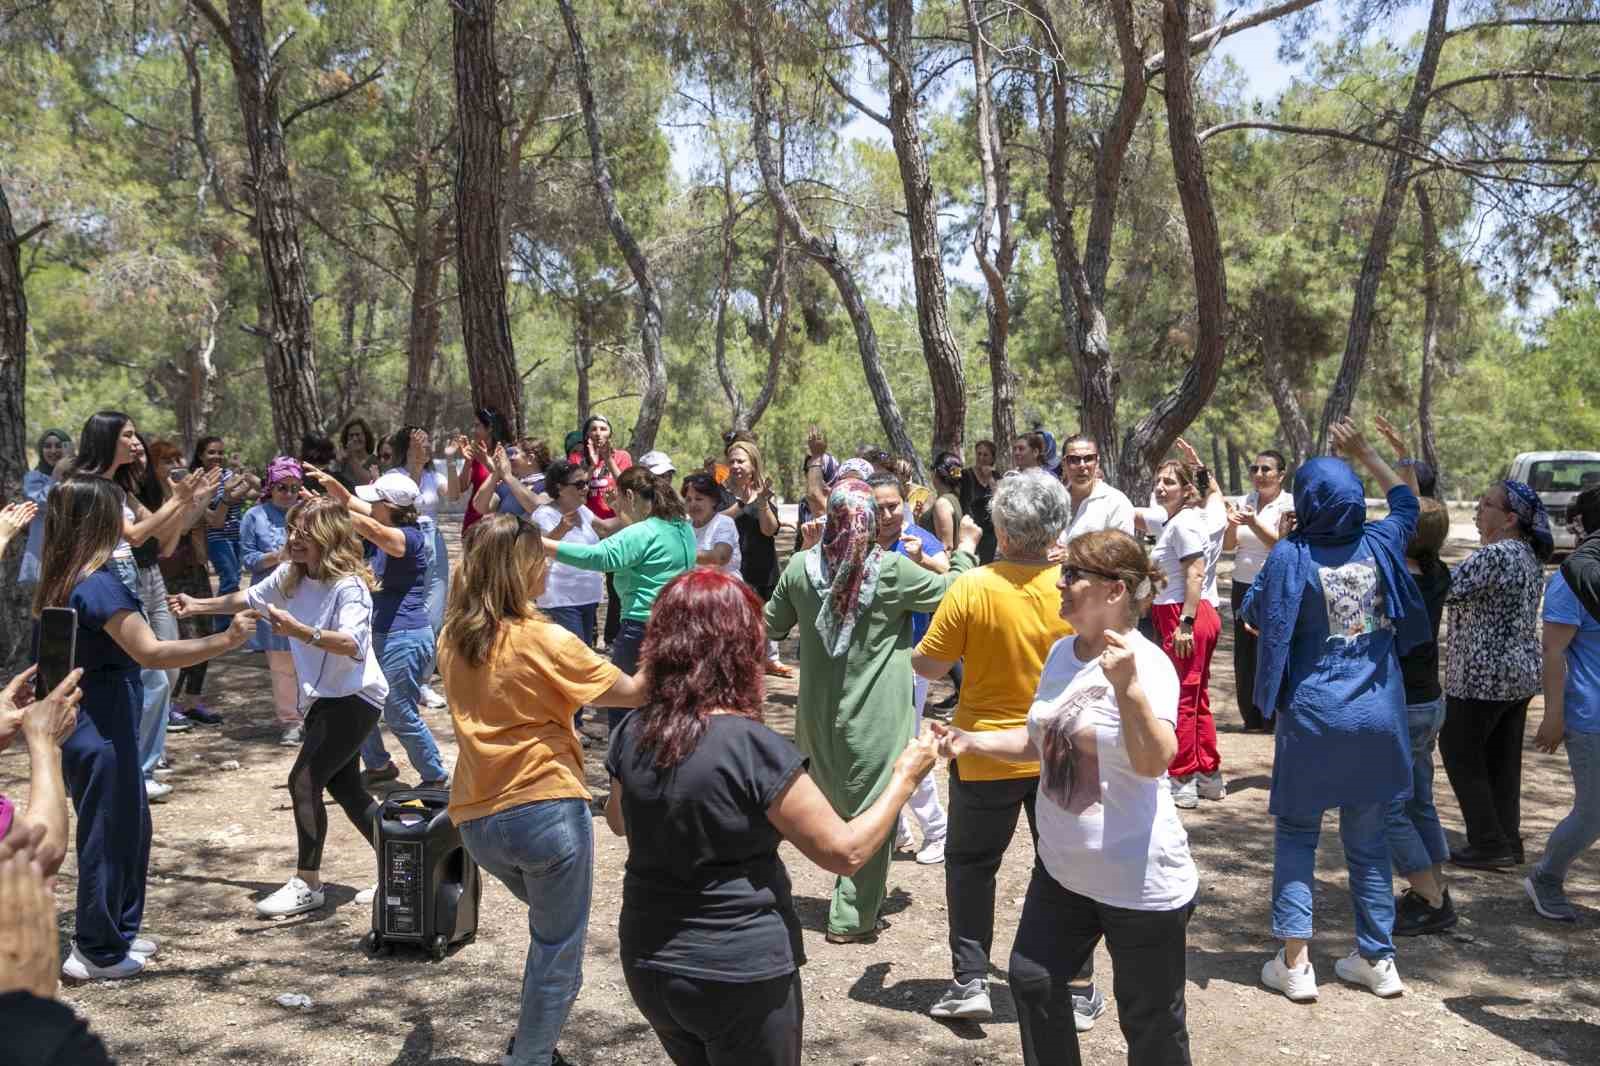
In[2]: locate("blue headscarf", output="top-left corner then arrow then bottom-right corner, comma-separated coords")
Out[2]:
1251,458 -> 1430,717
1500,479 -> 1554,562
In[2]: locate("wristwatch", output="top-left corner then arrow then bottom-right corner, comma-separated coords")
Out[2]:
309,626 -> 323,646
1180,615 -> 1195,628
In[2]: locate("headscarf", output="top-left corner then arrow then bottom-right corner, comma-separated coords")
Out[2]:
35,429 -> 71,474
266,455 -> 303,488
804,478 -> 884,657
933,453 -> 963,485
832,457 -> 874,486
1251,458 -> 1430,717
563,429 -> 584,456
1501,479 -> 1554,562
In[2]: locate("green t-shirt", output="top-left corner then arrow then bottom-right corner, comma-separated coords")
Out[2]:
554,516 -> 697,622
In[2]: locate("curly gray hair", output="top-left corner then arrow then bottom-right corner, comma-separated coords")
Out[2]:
991,469 -> 1070,559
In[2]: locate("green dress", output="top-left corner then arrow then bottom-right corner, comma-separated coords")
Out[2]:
765,546 -> 974,935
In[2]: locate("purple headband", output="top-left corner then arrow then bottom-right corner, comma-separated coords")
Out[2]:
267,456 -> 303,487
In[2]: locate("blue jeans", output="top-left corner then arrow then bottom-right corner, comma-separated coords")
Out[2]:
359,627 -> 448,782
425,524 -> 449,635
546,603 -> 599,729
1272,802 -> 1396,961
1535,731 -> 1600,884
207,539 -> 241,621
459,799 -> 592,1066
607,618 -> 647,732
134,566 -> 177,777
1385,697 -> 1450,876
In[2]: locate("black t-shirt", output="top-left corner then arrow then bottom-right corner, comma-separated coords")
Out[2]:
605,714 -> 808,982
734,498 -> 782,593
0,991 -> 117,1066
1399,558 -> 1451,704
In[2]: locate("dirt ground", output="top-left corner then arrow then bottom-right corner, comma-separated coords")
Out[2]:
3,525 -> 1597,1066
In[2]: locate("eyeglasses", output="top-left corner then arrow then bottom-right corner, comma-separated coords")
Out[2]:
565,479 -> 590,491
1061,565 -> 1122,584
271,483 -> 299,493
1248,465 -> 1278,475
1063,454 -> 1098,466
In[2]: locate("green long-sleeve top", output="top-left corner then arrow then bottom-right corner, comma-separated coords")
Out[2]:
554,516 -> 697,623
764,548 -> 974,817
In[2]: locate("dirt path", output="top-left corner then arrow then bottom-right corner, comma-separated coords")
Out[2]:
3,529 -> 1596,1065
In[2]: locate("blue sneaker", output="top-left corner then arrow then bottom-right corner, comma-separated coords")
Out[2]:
1072,984 -> 1108,1032
183,702 -> 224,725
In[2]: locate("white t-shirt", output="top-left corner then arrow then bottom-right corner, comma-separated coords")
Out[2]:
1058,480 -> 1137,546
1149,498 -> 1226,606
1028,631 -> 1196,911
390,463 -> 447,519
1230,490 -> 1295,586
533,504 -> 605,608
245,565 -> 387,712
694,513 -> 742,578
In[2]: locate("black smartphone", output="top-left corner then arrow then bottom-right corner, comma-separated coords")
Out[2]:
35,606 -> 78,701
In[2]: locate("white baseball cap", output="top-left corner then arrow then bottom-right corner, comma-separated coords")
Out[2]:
357,471 -> 420,509
639,450 -> 675,476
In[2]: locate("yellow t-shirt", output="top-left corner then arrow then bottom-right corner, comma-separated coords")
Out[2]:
917,562 -> 1072,781
439,616 -> 620,823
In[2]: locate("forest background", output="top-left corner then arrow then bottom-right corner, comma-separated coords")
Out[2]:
2,0 -> 1599,512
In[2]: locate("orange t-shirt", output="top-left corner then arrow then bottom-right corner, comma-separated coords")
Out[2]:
439,616 -> 620,823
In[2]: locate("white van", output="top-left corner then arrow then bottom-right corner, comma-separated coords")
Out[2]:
1503,451 -> 1600,550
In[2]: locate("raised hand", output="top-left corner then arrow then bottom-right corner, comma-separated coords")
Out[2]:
1373,415 -> 1408,458
1047,542 -> 1069,564
957,514 -> 982,554
1328,417 -> 1371,459
899,534 -> 924,562
409,429 -> 430,461
0,501 -> 37,544
302,464 -> 350,505
806,426 -> 826,458
1099,628 -> 1138,690
1174,438 -> 1203,469
491,445 -> 512,477
800,517 -> 825,549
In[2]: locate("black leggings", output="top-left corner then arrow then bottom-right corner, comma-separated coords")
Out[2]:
625,964 -> 802,1066
289,695 -> 382,870
175,663 -> 208,698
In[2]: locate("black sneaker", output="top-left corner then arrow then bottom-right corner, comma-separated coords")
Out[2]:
360,763 -> 401,789
501,1037 -> 577,1066
1450,845 -> 1515,871
1393,887 -> 1458,936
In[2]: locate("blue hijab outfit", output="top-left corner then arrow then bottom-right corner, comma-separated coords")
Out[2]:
1242,459 -> 1424,960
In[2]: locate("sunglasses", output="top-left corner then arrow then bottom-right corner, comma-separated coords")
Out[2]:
1061,565 -> 1122,584
271,482 -> 300,492
565,479 -> 590,491
1063,454 -> 1098,466
1248,465 -> 1279,475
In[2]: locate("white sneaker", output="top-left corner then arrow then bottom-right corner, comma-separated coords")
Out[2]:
1261,949 -> 1318,1002
144,777 -> 173,802
1334,951 -> 1404,997
916,837 -> 946,865
1170,775 -> 1199,809
255,876 -> 326,918
129,936 -> 160,958
895,825 -> 916,852
62,945 -> 145,981
420,684 -> 447,709
355,884 -> 377,905
929,977 -> 992,1020
280,725 -> 304,747
1196,770 -> 1226,801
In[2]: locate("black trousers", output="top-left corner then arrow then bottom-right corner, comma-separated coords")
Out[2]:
1229,581 -> 1267,730
289,695 -> 382,870
1010,863 -> 1193,1066
603,572 -> 621,646
624,964 -> 802,1066
1439,695 -> 1530,854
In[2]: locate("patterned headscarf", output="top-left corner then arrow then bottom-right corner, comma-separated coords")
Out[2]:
832,457 -> 874,486
804,477 -> 884,657
266,455 -> 304,487
1501,479 -> 1554,562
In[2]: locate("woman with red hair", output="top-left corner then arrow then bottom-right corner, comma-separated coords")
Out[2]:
606,568 -> 938,1066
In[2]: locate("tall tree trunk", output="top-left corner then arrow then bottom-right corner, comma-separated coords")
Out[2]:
574,302 -> 595,426
0,180 -> 35,671
1316,0 -> 1450,448
557,0 -> 668,454
451,0 -> 524,435
1031,0 -> 1147,482
403,157 -> 451,430
883,0 -> 966,457
1414,182 -> 1442,479
743,222 -> 788,430
966,0 -> 1018,452
1117,0 -> 1230,497
740,6 -> 921,476
194,0 -> 325,453
1225,437 -> 1243,495
169,299 -> 221,457
711,166 -> 744,427
1261,338 -> 1315,468
713,186 -> 787,431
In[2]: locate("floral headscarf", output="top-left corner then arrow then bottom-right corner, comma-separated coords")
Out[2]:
832,457 -> 874,486
1501,479 -> 1554,562
804,477 -> 884,657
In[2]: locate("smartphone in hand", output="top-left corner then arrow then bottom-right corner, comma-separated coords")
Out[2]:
35,607 -> 78,701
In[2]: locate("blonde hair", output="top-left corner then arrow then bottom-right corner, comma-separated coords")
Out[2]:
1067,529 -> 1167,625
281,496 -> 375,597
439,514 -> 547,667
726,439 -> 766,487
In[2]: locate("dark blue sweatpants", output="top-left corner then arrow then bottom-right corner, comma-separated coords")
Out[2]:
62,676 -> 151,967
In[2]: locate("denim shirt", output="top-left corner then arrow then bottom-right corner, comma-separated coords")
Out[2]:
18,469 -> 52,585
240,502 -> 288,579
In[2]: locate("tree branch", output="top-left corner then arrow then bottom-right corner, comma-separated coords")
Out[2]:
822,68 -> 891,128
9,220 -> 52,247
1426,68 -> 1600,100
1445,17 -> 1600,39
1145,0 -> 1328,77
283,65 -> 387,131
190,0 -> 236,54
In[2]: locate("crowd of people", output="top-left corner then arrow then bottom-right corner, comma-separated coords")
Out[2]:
0,405 -> 1596,1066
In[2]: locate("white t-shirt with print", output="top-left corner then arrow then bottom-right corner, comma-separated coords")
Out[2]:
1230,490 -> 1295,586
694,513 -> 743,579
245,565 -> 387,712
533,504 -> 606,608
1150,498 -> 1226,606
1027,631 -> 1196,911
